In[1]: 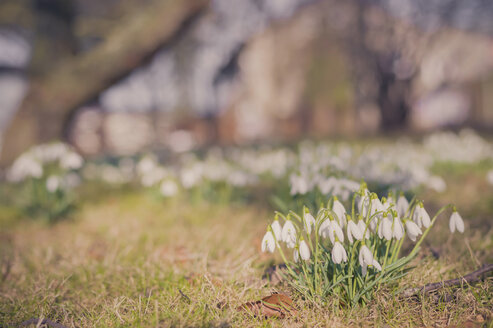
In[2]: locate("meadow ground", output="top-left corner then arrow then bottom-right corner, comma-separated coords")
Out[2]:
0,164 -> 492,327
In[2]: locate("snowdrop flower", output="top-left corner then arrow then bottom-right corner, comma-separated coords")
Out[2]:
282,220 -> 297,248
299,239 -> 311,261
358,245 -> 374,268
357,219 -> 370,239
413,203 -> 431,228
332,241 -> 348,264
303,208 -> 316,234
261,230 -> 276,253
293,248 -> 299,263
7,154 -> 43,182
347,218 -> 363,243
396,194 -> 409,218
449,209 -> 465,233
372,259 -> 382,271
392,215 -> 404,240
404,220 -> 422,242
46,175 -> 60,192
160,180 -> 178,197
370,196 -> 384,217
319,219 -> 344,244
60,152 -> 83,170
271,218 -> 282,240
378,213 -> 393,241
332,197 -> 347,227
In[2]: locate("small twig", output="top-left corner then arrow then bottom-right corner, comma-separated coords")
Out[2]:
401,263 -> 493,298
14,318 -> 69,328
178,288 -> 191,303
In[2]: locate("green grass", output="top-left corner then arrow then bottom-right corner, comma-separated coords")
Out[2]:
0,177 -> 492,327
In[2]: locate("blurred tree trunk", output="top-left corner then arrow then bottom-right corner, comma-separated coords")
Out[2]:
30,0 -> 77,75
0,0 -> 208,166
345,1 -> 412,132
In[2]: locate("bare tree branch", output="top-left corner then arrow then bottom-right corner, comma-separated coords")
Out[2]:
401,263 -> 493,298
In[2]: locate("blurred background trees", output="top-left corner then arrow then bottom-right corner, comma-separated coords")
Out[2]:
0,0 -> 492,164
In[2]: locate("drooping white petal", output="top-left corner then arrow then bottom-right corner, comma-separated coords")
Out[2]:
271,220 -> 282,240
261,231 -> 276,253
372,259 -> 382,271
299,240 -> 311,261
360,245 -> 373,266
319,219 -> 331,238
348,220 -> 363,242
332,200 -> 347,227
357,219 -> 370,239
392,216 -> 404,240
282,221 -> 297,248
331,241 -> 347,264
380,215 -> 393,241
303,212 -> 316,235
412,208 -> 423,228
397,195 -> 409,218
420,206 -> 431,228
326,220 -> 345,244
405,220 -> 422,242
293,248 -> 299,263
449,211 -> 465,233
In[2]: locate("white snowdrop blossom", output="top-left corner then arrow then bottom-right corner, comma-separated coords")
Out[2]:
261,231 -> 276,253
332,198 -> 347,227
404,220 -> 422,242
60,152 -> 84,170
378,214 -> 393,241
303,209 -> 316,234
449,210 -> 465,233
332,241 -> 348,264
271,219 -> 282,240
282,220 -> 297,248
356,219 -> 370,239
293,248 -> 300,263
319,219 -> 344,244
359,244 -> 374,269
372,259 -> 382,271
299,239 -> 311,261
46,175 -> 61,192
392,215 -> 404,240
160,180 -> 178,197
347,219 -> 363,243
413,203 -> 431,228
396,195 -> 409,218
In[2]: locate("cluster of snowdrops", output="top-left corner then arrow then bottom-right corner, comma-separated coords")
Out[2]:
261,183 -> 465,306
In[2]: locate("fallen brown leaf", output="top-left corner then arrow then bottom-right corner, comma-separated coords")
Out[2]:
237,293 -> 297,318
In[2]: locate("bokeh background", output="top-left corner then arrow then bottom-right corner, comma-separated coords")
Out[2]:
1,0 -> 493,162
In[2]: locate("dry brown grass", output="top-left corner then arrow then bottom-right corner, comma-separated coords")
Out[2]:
0,185 -> 492,327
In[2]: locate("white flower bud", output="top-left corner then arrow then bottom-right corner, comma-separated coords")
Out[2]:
397,195 -> 409,218
299,240 -> 311,261
392,216 -> 404,240
332,241 -> 348,264
282,220 -> 297,248
358,245 -> 373,268
261,231 -> 276,253
449,211 -> 464,233
271,220 -> 282,240
303,210 -> 316,235
405,220 -> 422,242
347,220 -> 363,244
332,199 -> 347,227
378,214 -> 393,241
